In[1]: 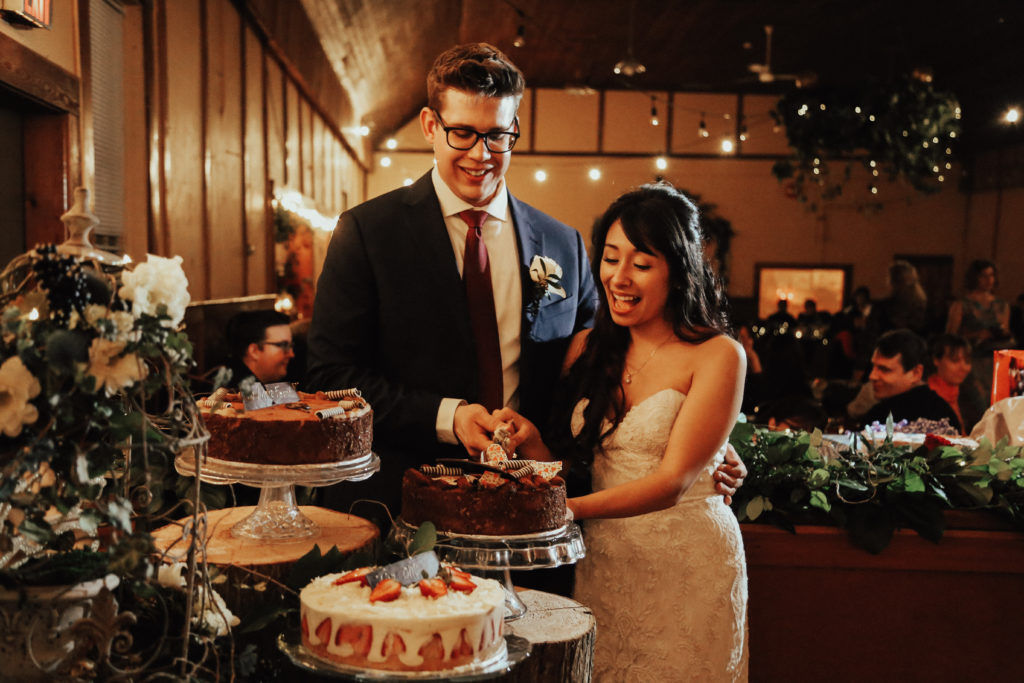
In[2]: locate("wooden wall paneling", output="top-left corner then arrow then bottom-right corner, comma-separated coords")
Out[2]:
300,98 -> 313,198
163,0 -> 206,297
23,113 -> 72,247
142,0 -> 166,256
312,113 -> 323,207
328,134 -> 339,217
121,2 -> 150,259
203,0 -> 244,299
264,55 -> 285,189
284,79 -> 299,190
243,24 -> 269,294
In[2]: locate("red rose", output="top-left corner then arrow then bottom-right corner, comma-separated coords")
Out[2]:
924,434 -> 952,449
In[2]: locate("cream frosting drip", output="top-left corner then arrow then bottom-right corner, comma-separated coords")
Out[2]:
301,573 -> 506,667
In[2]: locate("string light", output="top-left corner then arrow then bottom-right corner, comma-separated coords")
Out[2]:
534,170 -> 547,182
655,157 -> 668,170
403,178 -> 414,186
650,96 -> 659,126
380,156 -> 392,167
1004,106 -> 1021,124
513,23 -> 526,48
385,138 -> 398,149
739,122 -> 748,142
588,168 -> 601,180
698,113 -> 709,138
720,138 -> 734,154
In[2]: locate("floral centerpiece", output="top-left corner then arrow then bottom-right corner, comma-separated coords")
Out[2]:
729,420 -> 1024,553
0,242 -> 231,677
0,245 -> 197,566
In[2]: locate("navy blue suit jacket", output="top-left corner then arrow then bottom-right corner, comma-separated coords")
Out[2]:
306,172 -> 598,512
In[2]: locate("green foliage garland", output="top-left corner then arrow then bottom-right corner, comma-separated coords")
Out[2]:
729,422 -> 1024,554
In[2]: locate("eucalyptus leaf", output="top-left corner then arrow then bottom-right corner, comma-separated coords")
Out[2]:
409,521 -> 437,555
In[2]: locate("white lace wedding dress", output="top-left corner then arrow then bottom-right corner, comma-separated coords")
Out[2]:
572,389 -> 748,682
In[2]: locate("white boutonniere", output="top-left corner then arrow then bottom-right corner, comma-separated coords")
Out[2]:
527,255 -> 567,315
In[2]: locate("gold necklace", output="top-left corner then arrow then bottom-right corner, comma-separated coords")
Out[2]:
623,334 -> 674,384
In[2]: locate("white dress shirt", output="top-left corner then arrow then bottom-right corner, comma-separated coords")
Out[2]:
431,168 -> 523,443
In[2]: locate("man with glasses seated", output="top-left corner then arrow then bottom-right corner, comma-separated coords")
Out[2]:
224,309 -> 295,386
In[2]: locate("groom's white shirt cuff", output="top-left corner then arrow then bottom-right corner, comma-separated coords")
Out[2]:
437,397 -> 465,444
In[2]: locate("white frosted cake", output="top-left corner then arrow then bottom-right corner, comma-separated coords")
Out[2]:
300,566 -> 506,671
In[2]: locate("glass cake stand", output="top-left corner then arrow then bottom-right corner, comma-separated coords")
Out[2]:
277,629 -> 530,681
175,450 -> 379,541
389,518 -> 585,620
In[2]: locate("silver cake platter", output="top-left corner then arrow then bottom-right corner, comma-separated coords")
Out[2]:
390,518 -> 585,620
174,450 -> 379,541
277,630 -> 530,681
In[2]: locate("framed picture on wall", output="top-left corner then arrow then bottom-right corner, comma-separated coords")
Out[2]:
754,263 -> 852,319
0,0 -> 51,29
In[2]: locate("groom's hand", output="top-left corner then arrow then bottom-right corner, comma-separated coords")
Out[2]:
453,403 -> 500,456
713,444 -> 747,505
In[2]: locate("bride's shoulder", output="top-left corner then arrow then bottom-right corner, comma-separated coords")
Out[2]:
687,333 -> 744,368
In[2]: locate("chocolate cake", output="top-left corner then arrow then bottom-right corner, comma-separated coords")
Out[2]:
401,466 -> 567,536
199,390 -> 372,465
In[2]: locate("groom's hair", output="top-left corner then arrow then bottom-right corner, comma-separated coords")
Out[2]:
427,43 -> 525,110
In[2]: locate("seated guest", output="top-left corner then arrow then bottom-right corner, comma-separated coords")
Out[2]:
927,334 -> 987,434
223,309 -> 295,386
861,329 -> 961,431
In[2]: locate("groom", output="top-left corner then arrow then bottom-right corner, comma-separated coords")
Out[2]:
306,43 -> 599,515
307,43 -> 745,524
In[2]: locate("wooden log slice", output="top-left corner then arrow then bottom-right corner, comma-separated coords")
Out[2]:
501,589 -> 596,683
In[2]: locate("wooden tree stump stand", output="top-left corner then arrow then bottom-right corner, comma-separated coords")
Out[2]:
151,506 -> 379,584
501,589 -> 595,683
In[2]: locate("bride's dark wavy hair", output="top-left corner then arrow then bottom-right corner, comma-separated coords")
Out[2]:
551,182 -> 731,466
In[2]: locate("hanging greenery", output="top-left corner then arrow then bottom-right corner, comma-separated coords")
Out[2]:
771,76 -> 962,210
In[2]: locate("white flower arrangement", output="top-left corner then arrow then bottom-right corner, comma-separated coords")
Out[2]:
119,254 -> 191,328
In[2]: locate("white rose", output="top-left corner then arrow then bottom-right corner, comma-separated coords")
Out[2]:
119,254 -> 191,327
0,356 -> 41,437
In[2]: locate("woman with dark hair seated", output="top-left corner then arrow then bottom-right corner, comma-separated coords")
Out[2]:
927,333 -> 987,434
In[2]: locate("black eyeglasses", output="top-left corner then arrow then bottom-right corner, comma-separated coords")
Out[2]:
260,340 -> 294,352
431,109 -> 520,153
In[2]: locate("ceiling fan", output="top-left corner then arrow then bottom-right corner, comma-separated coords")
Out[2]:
746,25 -> 816,87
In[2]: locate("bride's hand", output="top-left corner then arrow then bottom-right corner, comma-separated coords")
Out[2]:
490,408 -> 551,461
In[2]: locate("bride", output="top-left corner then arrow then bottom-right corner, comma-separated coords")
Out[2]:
499,183 -> 748,682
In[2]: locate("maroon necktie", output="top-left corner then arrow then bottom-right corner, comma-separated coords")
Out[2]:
458,210 -> 503,410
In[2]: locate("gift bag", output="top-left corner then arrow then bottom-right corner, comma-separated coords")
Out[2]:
991,349 -> 1024,404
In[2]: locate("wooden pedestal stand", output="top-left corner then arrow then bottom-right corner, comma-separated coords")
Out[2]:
152,506 -> 379,584
500,589 -> 596,683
